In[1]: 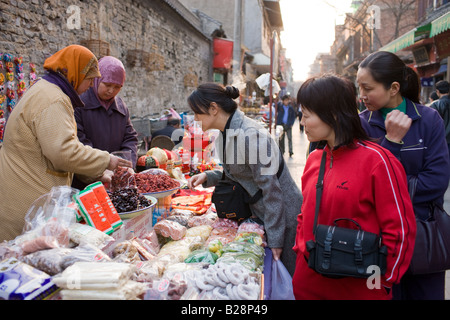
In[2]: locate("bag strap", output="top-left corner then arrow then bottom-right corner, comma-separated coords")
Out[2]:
313,150 -> 327,236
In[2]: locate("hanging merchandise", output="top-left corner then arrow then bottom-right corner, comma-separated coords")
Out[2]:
29,63 -> 37,85
14,57 -> 26,99
6,81 -> 15,113
3,54 -> 16,113
0,117 -> 4,143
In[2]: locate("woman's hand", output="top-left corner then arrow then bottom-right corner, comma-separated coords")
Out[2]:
271,248 -> 283,260
99,169 -> 114,189
188,172 -> 207,190
385,110 -> 412,143
108,154 -> 132,171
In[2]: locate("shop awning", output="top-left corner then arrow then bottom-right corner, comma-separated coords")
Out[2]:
381,29 -> 416,53
430,11 -> 450,37
380,24 -> 432,53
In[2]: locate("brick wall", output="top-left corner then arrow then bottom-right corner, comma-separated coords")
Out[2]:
0,0 -> 212,119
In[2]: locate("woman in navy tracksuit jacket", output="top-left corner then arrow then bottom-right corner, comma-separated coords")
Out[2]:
357,51 -> 450,300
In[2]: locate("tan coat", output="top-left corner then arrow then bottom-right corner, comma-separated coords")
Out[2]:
0,79 -> 110,241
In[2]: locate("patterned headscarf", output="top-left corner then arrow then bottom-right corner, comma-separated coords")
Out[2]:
43,45 -> 101,91
94,56 -> 126,109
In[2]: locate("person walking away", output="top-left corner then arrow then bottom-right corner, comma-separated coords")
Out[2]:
187,83 -> 302,275
430,80 -> 450,156
0,45 -> 131,242
276,95 -> 296,157
73,56 -> 138,190
357,51 -> 450,300
292,74 -> 416,300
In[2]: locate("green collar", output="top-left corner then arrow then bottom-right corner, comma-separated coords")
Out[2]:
380,97 -> 406,119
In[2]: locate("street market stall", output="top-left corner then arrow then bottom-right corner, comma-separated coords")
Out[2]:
0,134 -> 272,301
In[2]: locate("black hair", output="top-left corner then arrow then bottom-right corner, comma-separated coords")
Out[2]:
297,74 -> 371,148
430,91 -> 439,100
167,117 -> 180,126
358,51 -> 420,103
281,95 -> 290,101
436,80 -> 450,94
188,82 -> 239,114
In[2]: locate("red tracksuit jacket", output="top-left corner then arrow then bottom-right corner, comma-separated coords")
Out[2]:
293,141 -> 416,300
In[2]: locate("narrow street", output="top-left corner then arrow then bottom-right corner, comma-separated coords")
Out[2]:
280,118 -> 450,300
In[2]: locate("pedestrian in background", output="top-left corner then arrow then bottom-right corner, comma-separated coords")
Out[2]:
430,80 -> 450,156
293,74 -> 416,300
73,56 -> 138,190
187,83 -> 302,275
276,95 -> 296,157
0,45 -> 131,241
152,116 -> 184,145
357,51 -> 450,300
297,103 -> 304,133
427,91 -> 439,106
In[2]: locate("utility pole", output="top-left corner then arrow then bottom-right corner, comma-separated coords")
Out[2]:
233,0 -> 243,84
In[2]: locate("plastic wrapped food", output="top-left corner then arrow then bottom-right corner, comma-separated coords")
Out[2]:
158,237 -> 202,262
112,241 -> 141,264
137,231 -> 160,256
222,241 -> 265,257
133,253 -> 179,282
166,209 -> 193,227
20,247 -> 73,276
212,218 -> 239,230
185,249 -> 218,264
68,223 -> 114,249
0,258 -> 58,300
207,239 -> 223,257
145,277 -> 188,301
187,211 -> 217,228
111,166 -> 136,192
217,251 -> 264,272
21,186 -> 78,234
205,227 -> 237,246
15,186 -> 78,253
185,225 -> 212,242
59,244 -> 111,270
234,232 -> 263,246
237,218 -> 265,234
52,262 -> 136,290
154,220 -> 187,241
60,280 -> 147,300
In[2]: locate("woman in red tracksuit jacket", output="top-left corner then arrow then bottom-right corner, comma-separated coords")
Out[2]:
292,75 -> 416,300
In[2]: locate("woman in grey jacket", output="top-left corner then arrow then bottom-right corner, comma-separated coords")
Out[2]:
187,83 -> 302,275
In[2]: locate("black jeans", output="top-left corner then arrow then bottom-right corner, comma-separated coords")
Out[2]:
280,124 -> 293,155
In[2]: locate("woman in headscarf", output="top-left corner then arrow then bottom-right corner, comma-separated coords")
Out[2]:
0,45 -> 132,242
72,56 -> 138,190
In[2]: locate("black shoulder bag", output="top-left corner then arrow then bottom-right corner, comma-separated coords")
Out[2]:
212,159 -> 285,222
306,150 -> 387,278
407,176 -> 450,274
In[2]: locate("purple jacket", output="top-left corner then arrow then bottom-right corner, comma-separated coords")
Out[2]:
75,88 -> 138,166
359,98 -> 450,220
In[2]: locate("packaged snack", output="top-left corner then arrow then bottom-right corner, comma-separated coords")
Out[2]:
59,244 -> 111,270
112,241 -> 141,264
74,189 -> 114,234
68,223 -> 114,249
20,247 -> 73,275
87,182 -> 123,230
154,220 -> 187,241
0,258 -> 57,300
185,249 -> 218,264
185,225 -> 212,242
